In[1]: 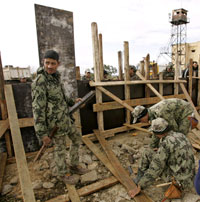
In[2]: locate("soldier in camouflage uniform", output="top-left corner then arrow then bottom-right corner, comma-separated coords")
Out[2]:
162,63 -> 174,78
132,98 -> 194,148
130,118 -> 195,197
129,65 -> 139,80
32,50 -> 88,185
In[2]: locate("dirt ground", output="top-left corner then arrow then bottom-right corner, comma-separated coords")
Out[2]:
1,129 -> 200,202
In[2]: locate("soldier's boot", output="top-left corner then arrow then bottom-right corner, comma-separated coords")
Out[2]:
133,168 -> 144,185
62,174 -> 80,185
70,165 -> 89,175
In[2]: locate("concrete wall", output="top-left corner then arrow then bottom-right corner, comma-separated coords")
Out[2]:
35,4 -> 78,98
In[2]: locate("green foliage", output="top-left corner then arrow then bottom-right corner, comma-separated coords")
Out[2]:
104,64 -> 117,75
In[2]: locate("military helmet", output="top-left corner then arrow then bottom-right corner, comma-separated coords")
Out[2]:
85,68 -> 91,74
132,105 -> 147,123
150,118 -> 169,134
129,65 -> 137,72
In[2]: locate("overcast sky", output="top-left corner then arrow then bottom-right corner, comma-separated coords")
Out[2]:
0,0 -> 200,74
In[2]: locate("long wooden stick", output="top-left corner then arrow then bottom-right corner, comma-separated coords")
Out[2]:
33,126 -> 58,162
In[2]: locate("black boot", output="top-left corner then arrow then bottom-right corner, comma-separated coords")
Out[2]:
133,168 -> 144,185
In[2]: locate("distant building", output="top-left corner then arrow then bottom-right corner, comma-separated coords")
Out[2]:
172,41 -> 200,70
3,65 -> 31,80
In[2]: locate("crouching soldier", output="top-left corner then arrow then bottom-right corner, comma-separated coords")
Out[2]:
130,118 -> 195,198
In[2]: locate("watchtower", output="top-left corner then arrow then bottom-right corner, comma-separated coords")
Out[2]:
170,8 -> 189,76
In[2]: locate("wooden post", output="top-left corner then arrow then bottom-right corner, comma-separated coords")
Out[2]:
4,85 -> 36,202
0,53 -> 12,157
152,62 -> 158,79
140,60 -> 145,76
174,54 -> 179,95
76,66 -> 81,80
99,33 -> 104,80
118,51 -> 123,80
145,54 -> 150,98
91,22 -> 104,131
189,58 -> 193,97
159,72 -> 163,96
124,41 -> 131,123
198,55 -> 200,106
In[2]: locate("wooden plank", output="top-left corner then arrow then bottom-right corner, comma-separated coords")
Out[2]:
159,72 -> 163,96
140,60 -> 145,76
136,71 -> 164,100
0,119 -> 9,139
76,66 -> 81,80
0,53 -> 12,157
124,41 -> 131,123
124,123 -> 152,135
4,84 -> 36,202
93,94 -> 186,112
18,117 -> 34,128
198,55 -> 200,106
66,184 -> 81,202
46,176 -> 119,202
118,51 -> 123,80
145,54 -> 150,98
0,153 -> 7,193
179,82 -> 200,125
93,130 -> 153,202
84,123 -> 149,141
91,22 -> 104,131
99,33 -> 104,80
97,86 -> 134,112
89,80 -> 186,87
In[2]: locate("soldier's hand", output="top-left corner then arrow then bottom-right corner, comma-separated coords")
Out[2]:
128,185 -> 141,198
42,136 -> 51,146
76,98 -> 82,103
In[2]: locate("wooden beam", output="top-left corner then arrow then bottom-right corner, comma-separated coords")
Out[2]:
198,55 -> 200,106
4,84 -> 36,202
89,79 -> 186,87
179,82 -> 200,125
97,86 -> 134,112
45,176 -> 119,202
18,117 -> 34,128
0,119 -> 9,139
118,51 -> 123,80
159,72 -> 163,96
93,131 -> 152,202
66,184 -> 81,202
145,54 -> 150,98
140,60 -> 145,76
91,22 -> 104,131
93,94 -> 186,112
0,153 -> 7,193
0,53 -> 12,157
99,33 -> 104,81
124,41 -> 131,123
124,123 -> 152,134
136,71 -> 164,100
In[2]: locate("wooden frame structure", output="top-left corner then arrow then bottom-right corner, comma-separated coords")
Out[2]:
1,21 -> 200,202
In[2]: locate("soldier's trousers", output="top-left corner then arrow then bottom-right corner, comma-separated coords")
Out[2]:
139,148 -> 170,183
52,123 -> 82,176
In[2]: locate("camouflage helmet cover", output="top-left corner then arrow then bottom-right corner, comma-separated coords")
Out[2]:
132,105 -> 146,123
151,118 -> 169,133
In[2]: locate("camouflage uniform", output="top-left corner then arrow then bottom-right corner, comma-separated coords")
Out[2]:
148,98 -> 193,148
32,67 -> 81,176
162,68 -> 174,78
138,118 -> 195,189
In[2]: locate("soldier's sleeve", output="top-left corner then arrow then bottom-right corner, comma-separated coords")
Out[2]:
32,76 -> 48,140
138,141 -> 170,188
150,134 -> 160,149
